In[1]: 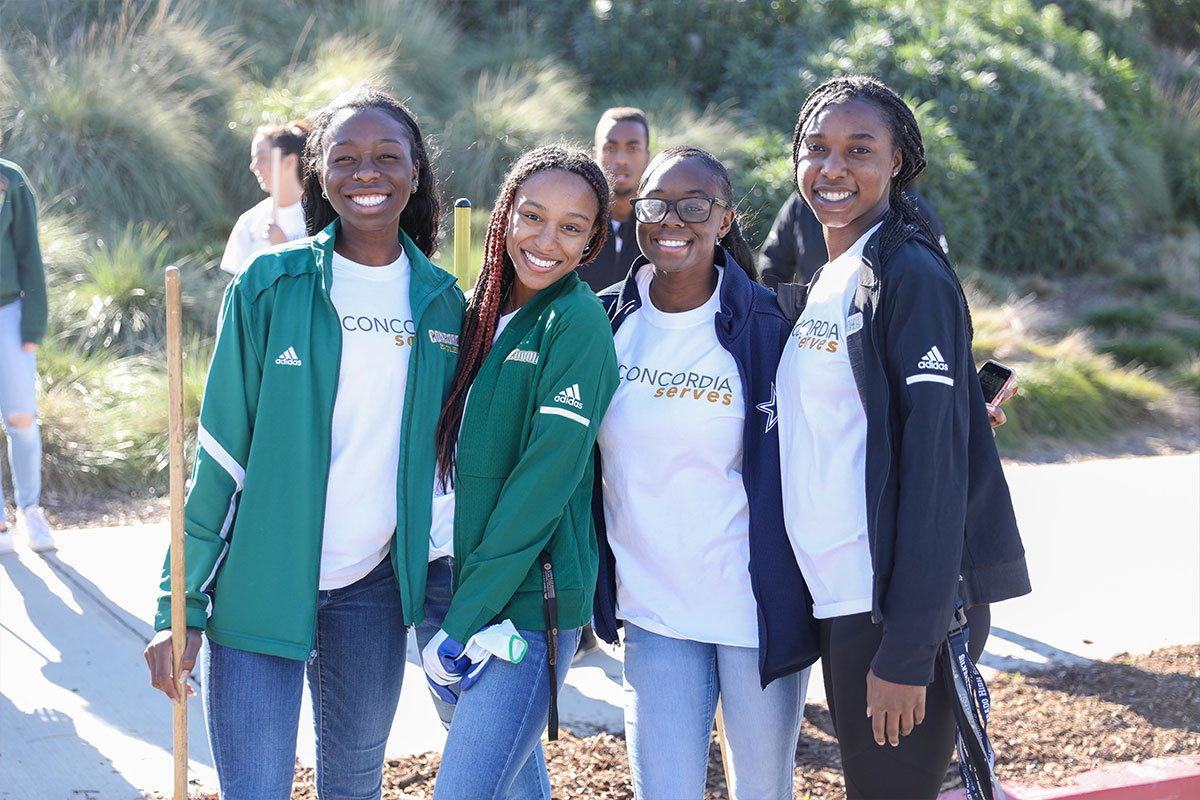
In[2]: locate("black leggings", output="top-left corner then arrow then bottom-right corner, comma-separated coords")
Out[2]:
818,605 -> 990,800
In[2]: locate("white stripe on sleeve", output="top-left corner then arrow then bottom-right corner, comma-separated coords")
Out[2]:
198,424 -> 247,489
906,374 -> 955,387
539,406 -> 591,427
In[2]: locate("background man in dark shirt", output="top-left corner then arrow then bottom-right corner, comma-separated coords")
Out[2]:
576,107 -> 651,292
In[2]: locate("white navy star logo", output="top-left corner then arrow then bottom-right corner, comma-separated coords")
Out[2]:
757,382 -> 778,433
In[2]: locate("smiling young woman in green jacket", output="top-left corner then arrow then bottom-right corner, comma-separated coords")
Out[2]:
419,145 -> 618,800
144,87 -> 463,800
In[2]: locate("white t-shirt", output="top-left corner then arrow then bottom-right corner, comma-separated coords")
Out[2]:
611,220 -> 625,254
776,222 -> 881,619
319,250 -> 414,589
597,265 -> 757,647
219,198 -> 307,276
428,310 -> 517,562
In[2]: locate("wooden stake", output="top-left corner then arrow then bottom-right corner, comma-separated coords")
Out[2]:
453,198 -> 472,290
165,266 -> 188,799
269,146 -> 283,225
715,699 -> 732,791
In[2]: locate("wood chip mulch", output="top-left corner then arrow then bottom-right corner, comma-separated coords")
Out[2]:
171,644 -> 1199,800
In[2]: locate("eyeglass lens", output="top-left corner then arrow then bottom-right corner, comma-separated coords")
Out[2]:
634,197 -> 718,223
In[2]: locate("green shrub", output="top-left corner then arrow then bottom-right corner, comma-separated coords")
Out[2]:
1116,271 -> 1170,293
1172,358 -> 1200,393
438,60 -> 589,208
58,223 -> 174,356
1101,335 -> 1189,368
1082,304 -> 1158,333
996,340 -> 1167,446
0,1 -> 243,233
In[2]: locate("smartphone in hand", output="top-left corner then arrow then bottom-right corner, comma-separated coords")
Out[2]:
978,359 -> 1016,405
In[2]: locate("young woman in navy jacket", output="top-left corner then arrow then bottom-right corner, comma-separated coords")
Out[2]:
593,147 -> 818,799
774,75 -> 1030,799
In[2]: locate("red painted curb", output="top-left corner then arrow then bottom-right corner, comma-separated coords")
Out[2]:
936,756 -> 1200,800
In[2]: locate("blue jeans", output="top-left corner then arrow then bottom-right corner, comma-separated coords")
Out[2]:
433,617 -> 582,800
622,622 -> 810,800
416,557 -> 552,799
202,556 -> 407,800
0,299 -> 42,510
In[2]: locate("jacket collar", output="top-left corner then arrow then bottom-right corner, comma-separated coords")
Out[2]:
605,245 -> 753,334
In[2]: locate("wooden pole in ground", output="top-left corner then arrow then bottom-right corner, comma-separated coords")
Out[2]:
715,699 -> 732,791
454,198 -> 472,291
165,266 -> 188,800
269,146 -> 282,225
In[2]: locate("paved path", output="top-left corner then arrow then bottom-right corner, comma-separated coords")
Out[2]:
1,453 -> 1196,797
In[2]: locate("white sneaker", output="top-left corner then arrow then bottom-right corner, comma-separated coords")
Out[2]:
18,506 -> 55,552
0,525 -> 13,555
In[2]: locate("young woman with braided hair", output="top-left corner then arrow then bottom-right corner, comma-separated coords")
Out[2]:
145,86 -> 465,799
420,145 -> 618,799
774,75 -> 1030,798
589,146 -> 818,799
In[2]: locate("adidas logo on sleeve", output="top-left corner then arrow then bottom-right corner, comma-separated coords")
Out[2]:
553,383 -> 584,409
275,346 -> 302,366
917,345 -> 949,371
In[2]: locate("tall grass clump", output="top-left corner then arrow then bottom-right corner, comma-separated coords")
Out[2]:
438,60 -> 589,207
0,0 -> 245,233
995,334 -> 1169,449
58,223 -> 174,356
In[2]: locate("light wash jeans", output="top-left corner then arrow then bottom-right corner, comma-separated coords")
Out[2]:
622,621 -> 810,800
416,556 -> 559,799
201,556 -> 407,800
0,299 -> 42,511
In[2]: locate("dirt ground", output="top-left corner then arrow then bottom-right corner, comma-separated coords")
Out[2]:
164,644 -> 1198,800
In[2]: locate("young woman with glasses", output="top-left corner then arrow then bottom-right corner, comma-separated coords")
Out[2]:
592,146 -> 818,799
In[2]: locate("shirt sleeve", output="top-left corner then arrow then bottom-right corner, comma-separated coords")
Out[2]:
155,277 -> 266,630
441,311 -> 619,641
12,174 -> 48,344
870,247 -> 973,686
219,212 -> 254,276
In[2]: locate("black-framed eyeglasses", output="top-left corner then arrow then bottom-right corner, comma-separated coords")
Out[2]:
630,196 -> 732,224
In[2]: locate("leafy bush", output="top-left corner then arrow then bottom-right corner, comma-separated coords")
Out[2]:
0,1 -> 243,233
1101,335 -> 1189,368
996,335 -> 1168,446
1082,304 -> 1159,333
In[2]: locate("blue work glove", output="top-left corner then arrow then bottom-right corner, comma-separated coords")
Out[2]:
421,628 -> 468,705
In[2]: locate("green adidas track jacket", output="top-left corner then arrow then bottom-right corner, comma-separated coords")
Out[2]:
443,271 -> 618,642
155,221 -> 464,660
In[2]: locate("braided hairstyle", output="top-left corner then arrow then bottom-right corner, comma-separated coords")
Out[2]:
301,85 -> 440,255
790,75 -> 970,336
639,146 -> 757,280
434,145 -> 611,487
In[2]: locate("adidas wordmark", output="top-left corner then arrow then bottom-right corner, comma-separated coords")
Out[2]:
553,384 -> 584,409
276,346 -> 302,366
917,345 -> 948,371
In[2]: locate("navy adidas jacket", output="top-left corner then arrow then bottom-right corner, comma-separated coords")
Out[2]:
592,247 -> 820,687
776,225 -> 1031,687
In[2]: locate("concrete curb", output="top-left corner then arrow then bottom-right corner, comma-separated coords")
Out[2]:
938,756 -> 1200,800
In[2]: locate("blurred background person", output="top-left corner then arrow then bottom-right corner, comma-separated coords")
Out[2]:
576,107 -> 651,293
0,136 -> 54,553
219,119 -> 311,277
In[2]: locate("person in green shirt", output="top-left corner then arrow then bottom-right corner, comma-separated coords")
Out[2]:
419,145 -> 618,799
0,137 -> 54,554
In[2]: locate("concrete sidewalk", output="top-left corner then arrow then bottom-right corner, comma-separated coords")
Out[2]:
1,453 -> 1197,797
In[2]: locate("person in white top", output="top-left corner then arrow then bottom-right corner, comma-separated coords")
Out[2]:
594,147 -> 816,799
776,75 -> 1027,800
218,119 -> 311,276
144,88 -> 460,799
